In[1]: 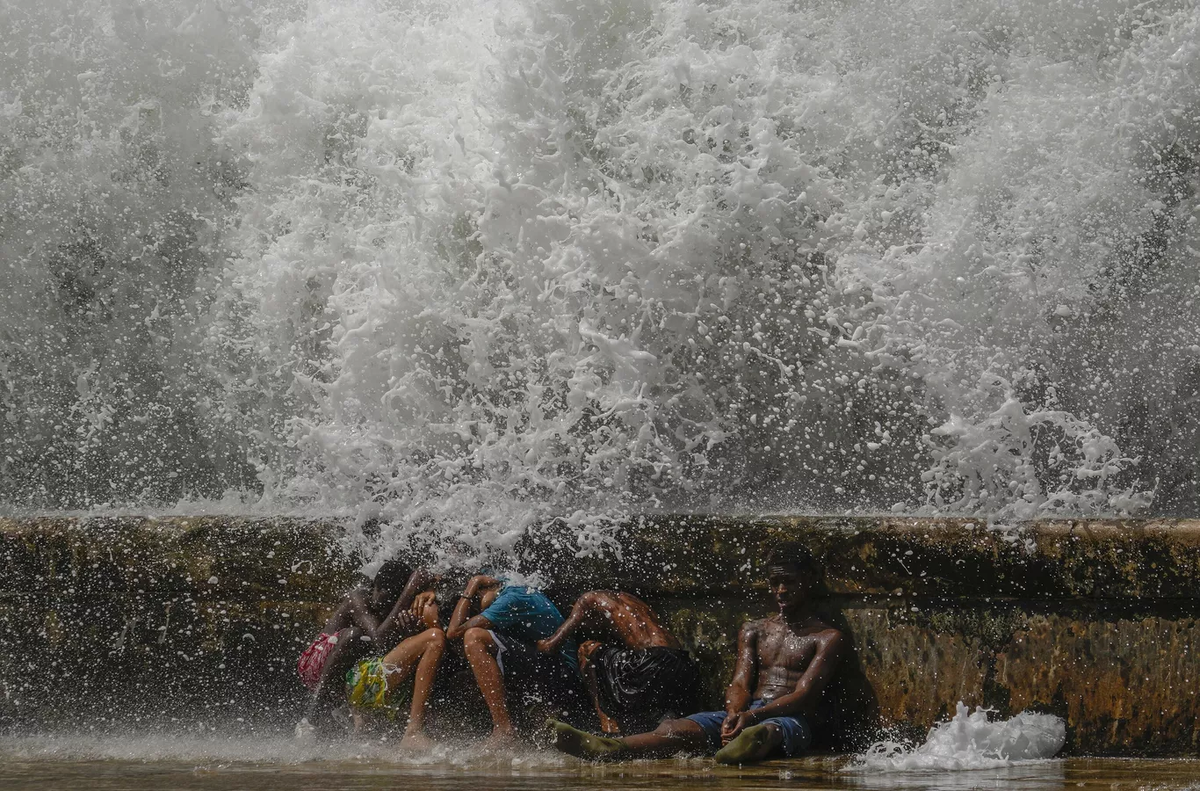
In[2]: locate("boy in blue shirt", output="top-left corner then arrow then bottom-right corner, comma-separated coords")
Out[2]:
446,574 -> 587,746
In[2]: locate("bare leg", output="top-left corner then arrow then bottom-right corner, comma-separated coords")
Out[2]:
551,717 -> 709,760
616,717 -> 710,756
306,626 -> 366,734
376,628 -> 447,750
539,592 -> 605,656
578,641 -> 620,734
462,627 -> 514,745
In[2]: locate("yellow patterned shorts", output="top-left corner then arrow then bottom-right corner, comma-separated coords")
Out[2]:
345,658 -> 412,718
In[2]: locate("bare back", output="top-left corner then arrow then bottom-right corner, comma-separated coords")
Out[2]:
575,591 -> 681,649
538,589 -> 683,658
606,592 -> 681,649
321,586 -> 373,634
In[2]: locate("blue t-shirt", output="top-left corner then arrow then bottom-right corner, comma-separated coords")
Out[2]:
481,585 -> 577,669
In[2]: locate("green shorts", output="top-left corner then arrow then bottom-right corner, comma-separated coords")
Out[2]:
345,658 -> 412,718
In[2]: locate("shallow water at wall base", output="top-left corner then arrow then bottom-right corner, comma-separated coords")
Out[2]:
2,755 -> 1199,791
2,737 -> 1199,791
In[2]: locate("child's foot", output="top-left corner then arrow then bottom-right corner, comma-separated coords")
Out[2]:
400,731 -> 436,752
714,723 -> 782,765
547,719 -> 626,761
293,718 -> 316,744
481,726 -> 516,751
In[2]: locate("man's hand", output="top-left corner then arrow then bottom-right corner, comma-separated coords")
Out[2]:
720,710 -> 756,744
535,637 -> 555,654
446,575 -> 501,641
411,591 -> 437,617
395,610 -> 419,636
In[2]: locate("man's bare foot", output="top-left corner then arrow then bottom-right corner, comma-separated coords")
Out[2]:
547,719 -> 626,761
399,731 -> 436,752
482,727 -> 516,750
714,723 -> 783,765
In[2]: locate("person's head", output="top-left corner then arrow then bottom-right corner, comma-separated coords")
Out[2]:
764,541 -> 822,615
370,558 -> 414,605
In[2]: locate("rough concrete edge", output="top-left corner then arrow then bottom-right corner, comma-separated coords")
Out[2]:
7,514 -> 1200,602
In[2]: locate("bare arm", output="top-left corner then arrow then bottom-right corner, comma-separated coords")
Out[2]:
349,569 -> 436,643
536,593 -> 594,654
745,630 -> 844,723
445,575 -> 501,640
724,622 -> 759,716
412,591 -> 439,629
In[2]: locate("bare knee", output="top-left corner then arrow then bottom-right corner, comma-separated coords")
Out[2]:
655,717 -> 698,737
425,627 -> 447,652
463,627 -> 494,661
654,719 -> 680,735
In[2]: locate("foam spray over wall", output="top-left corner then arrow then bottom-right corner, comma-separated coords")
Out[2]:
3,0 -> 1199,559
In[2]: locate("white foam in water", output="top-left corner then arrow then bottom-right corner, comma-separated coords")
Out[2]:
0,731 -> 572,770
4,0 -> 1200,553
850,703 -> 1066,772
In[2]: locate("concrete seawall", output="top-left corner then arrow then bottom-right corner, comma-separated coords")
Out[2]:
2,515 -> 1198,755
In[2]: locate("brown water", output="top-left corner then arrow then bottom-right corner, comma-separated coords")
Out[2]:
2,738 -> 1197,791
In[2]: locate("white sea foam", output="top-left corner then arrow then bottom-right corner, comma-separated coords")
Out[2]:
4,0 -> 1200,553
0,731 -> 571,770
849,702 -> 1066,773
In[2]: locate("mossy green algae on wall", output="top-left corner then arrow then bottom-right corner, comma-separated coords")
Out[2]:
2,515 -> 1200,755
0,517 -> 358,730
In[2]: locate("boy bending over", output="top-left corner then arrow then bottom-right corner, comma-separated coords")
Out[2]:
537,591 -> 700,735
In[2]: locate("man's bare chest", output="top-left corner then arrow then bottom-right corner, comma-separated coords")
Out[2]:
759,625 -> 819,669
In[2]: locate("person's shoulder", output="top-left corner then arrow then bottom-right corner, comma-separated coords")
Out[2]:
487,584 -> 520,604
344,585 -> 370,604
525,587 -> 561,611
810,620 -> 845,648
613,591 -> 657,611
594,590 -> 627,605
739,616 -> 773,635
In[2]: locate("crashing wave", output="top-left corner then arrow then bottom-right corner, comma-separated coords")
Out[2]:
4,0 -> 1199,558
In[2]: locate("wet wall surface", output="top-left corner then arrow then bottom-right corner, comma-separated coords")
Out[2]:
1,516 -> 1198,755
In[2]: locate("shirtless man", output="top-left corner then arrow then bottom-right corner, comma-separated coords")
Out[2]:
549,543 -> 843,764
536,591 -> 700,734
295,560 -> 444,748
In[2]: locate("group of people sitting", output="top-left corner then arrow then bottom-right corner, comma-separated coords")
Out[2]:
294,542 -> 844,764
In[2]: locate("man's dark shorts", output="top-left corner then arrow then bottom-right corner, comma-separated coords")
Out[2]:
593,645 -> 701,733
686,700 -> 811,757
489,631 -> 589,724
